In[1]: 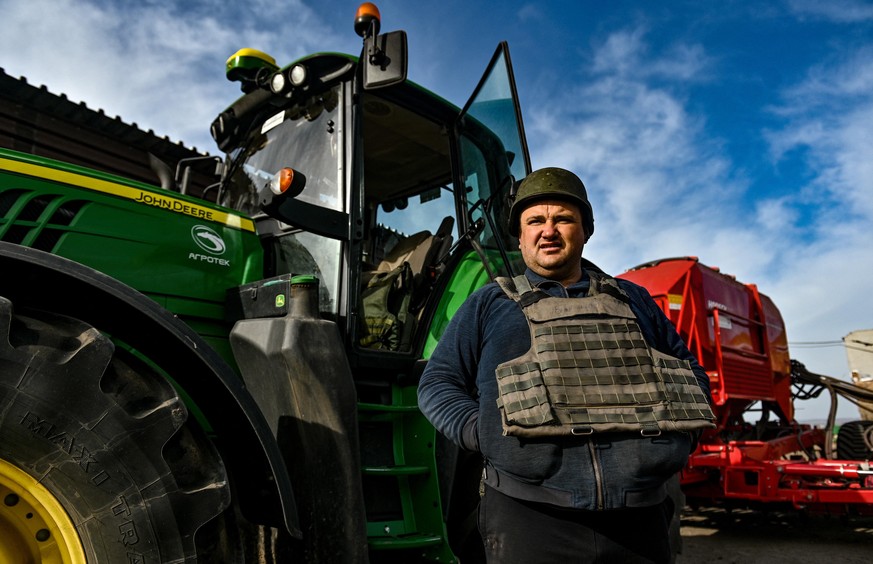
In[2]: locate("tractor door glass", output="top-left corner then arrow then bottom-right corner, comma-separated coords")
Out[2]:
460,43 -> 531,184
457,42 -> 531,275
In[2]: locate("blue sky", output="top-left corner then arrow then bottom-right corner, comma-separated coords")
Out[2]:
2,0 -> 872,422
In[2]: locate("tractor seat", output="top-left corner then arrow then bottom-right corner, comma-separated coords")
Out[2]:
360,217 -> 454,351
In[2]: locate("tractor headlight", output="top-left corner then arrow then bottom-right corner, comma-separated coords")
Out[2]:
270,72 -> 287,94
270,64 -> 308,95
289,64 -> 308,86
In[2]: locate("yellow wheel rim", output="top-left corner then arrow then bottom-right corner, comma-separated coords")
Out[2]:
0,458 -> 86,564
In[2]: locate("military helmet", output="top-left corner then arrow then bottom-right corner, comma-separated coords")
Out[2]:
508,167 -> 594,237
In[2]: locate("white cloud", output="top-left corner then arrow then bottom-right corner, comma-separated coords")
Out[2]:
787,0 -> 873,23
767,48 -> 873,221
591,27 -> 710,82
591,28 -> 648,76
527,28 -> 737,271
754,197 -> 801,235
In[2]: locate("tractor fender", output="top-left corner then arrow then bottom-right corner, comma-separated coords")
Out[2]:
0,241 -> 300,537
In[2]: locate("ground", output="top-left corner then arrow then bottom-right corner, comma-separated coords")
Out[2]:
677,506 -> 873,563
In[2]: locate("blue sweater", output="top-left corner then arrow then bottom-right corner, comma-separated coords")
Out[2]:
418,266 -> 711,510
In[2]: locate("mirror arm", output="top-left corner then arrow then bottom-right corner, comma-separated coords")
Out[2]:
365,20 -> 386,66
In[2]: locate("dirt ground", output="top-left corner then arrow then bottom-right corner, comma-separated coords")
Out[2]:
676,506 -> 873,563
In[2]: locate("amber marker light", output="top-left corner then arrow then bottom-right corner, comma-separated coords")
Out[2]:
270,168 -> 295,195
354,2 -> 381,37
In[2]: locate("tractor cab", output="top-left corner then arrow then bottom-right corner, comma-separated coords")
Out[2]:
212,6 -> 530,358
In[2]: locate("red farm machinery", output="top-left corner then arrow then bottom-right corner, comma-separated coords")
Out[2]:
618,257 -> 873,515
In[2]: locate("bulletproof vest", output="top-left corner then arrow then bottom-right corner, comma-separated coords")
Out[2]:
494,272 -> 715,437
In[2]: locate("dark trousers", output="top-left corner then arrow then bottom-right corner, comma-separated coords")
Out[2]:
478,485 -> 673,563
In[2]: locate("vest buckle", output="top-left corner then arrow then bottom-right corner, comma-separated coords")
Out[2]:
640,427 -> 662,437
571,426 -> 594,436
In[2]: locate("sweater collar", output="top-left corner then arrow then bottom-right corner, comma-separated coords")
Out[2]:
524,268 -> 590,298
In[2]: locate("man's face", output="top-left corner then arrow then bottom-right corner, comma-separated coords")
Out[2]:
518,199 -> 587,286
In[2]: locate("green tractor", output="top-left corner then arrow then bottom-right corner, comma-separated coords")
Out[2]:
0,4 -> 530,562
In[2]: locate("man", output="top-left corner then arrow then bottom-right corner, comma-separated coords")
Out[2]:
418,167 -> 713,563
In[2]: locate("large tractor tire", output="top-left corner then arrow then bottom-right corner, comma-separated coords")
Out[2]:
0,296 -> 233,562
836,420 -> 873,461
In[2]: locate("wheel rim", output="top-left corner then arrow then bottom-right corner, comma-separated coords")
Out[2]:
0,458 -> 86,564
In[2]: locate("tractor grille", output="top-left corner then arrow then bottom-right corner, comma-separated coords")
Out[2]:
0,188 -> 88,252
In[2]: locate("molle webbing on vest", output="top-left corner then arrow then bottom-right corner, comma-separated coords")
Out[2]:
494,273 -> 714,437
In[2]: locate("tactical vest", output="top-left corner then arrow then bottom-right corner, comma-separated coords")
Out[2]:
359,262 -> 414,351
494,272 -> 715,437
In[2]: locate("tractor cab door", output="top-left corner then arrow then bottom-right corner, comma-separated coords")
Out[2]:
353,42 -> 532,355
455,41 -> 532,279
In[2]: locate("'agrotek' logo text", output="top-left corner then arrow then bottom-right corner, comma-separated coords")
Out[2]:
189,225 -> 230,267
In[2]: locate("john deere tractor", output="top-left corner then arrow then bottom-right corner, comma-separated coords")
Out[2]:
0,4 -> 530,561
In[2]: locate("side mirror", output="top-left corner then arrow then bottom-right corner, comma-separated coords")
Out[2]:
363,30 -> 408,90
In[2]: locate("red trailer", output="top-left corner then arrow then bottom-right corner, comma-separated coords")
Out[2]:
618,257 -> 873,514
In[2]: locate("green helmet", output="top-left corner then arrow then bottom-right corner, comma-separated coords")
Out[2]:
508,167 -> 594,237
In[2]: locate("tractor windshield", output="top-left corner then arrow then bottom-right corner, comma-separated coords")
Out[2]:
219,85 -> 343,216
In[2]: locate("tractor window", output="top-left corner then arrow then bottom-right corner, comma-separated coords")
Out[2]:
369,187 -> 454,264
360,92 -> 456,265
458,129 -> 520,275
357,93 -> 457,351
221,85 -> 342,216
272,230 -> 341,316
